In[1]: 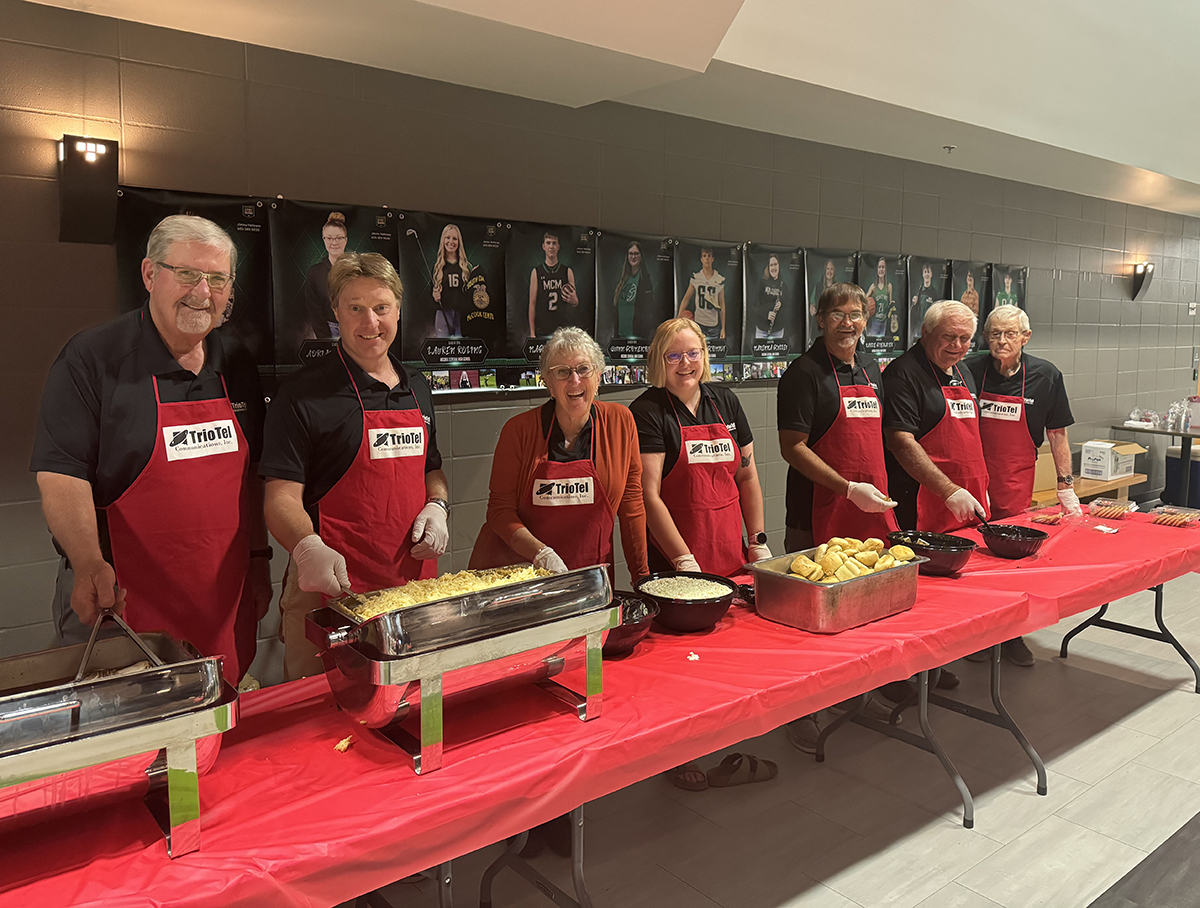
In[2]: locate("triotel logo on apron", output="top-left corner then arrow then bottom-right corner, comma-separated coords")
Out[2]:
980,400 -> 1022,421
948,399 -> 976,419
368,427 -> 424,459
163,420 -> 239,462
686,438 -> 736,464
533,477 -> 595,506
842,397 -> 881,418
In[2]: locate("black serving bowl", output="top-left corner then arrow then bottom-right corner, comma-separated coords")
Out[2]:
979,523 -> 1049,559
636,572 -> 737,633
887,530 -> 977,577
602,592 -> 660,658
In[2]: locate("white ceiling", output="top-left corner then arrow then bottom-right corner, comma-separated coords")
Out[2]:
29,0 -> 1200,214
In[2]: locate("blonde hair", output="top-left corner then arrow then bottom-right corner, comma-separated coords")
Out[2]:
921,300 -> 977,336
647,318 -> 711,388
323,211 -> 347,235
433,224 -> 472,297
327,253 -> 403,310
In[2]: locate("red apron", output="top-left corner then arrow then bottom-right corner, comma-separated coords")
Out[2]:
517,413 -> 615,577
915,362 -> 991,533
979,359 -> 1036,519
105,375 -> 253,684
652,393 -> 744,577
317,348 -> 436,592
810,350 -> 899,542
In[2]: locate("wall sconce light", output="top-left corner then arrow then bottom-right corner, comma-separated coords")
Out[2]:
1131,261 -> 1155,302
58,133 -> 118,244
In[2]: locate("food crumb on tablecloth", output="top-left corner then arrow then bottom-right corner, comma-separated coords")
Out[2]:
687,652 -> 699,661
334,735 -> 354,752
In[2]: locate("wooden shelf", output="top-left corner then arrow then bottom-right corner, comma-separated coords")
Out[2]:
1030,473 -> 1148,507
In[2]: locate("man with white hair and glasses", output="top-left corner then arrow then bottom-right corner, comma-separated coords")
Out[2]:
963,304 -> 1077,666
31,215 -> 270,684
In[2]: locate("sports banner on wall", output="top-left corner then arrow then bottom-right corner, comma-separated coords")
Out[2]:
675,240 -> 743,379
269,200 -> 398,366
115,188 -> 274,377
951,260 -> 991,352
990,264 -> 1027,312
856,252 -> 908,360
397,211 -> 508,369
595,231 -> 676,371
506,222 -> 595,364
805,249 -> 857,344
907,256 -> 951,346
742,244 -> 804,361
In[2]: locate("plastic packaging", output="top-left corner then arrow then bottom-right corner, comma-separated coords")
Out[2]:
1149,505 -> 1200,528
1088,498 -> 1136,520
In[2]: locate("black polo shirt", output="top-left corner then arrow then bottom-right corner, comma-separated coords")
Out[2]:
538,400 -> 595,463
777,339 -> 884,530
259,346 -> 441,519
630,384 -> 753,476
882,342 -> 980,529
963,351 -> 1074,447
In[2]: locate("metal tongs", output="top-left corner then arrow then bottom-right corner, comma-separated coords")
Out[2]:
72,608 -> 166,684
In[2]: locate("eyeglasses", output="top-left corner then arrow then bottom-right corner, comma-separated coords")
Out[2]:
664,349 -> 703,365
157,262 -> 233,292
987,329 -> 1024,341
546,364 -> 595,382
826,310 -> 866,324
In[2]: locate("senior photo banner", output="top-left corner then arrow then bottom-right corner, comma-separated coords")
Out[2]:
805,249 -> 858,345
906,256 -> 952,346
951,260 -> 991,352
990,264 -> 1027,312
595,231 -> 676,374
506,222 -> 596,364
115,187 -> 274,377
742,244 -> 804,360
674,240 -> 744,379
856,252 -> 908,361
397,211 -> 509,369
269,200 -> 399,367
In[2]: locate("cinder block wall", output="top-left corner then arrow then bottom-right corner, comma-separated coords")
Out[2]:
2,0 -> 1197,685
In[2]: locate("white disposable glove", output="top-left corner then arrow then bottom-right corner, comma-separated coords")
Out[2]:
747,543 -> 772,563
1057,487 -> 1083,518
944,487 -> 986,523
533,546 -> 569,573
847,481 -> 897,514
671,553 -> 701,572
292,534 -> 350,597
410,502 -> 449,560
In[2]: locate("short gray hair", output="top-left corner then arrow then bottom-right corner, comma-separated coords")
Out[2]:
539,326 -> 604,376
984,304 -> 1030,334
922,300 -> 977,337
145,215 -> 237,274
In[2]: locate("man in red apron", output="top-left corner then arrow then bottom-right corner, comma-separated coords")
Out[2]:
633,318 -> 768,578
963,304 -> 1077,666
262,254 -> 449,680
883,301 -> 990,534
32,216 -> 271,685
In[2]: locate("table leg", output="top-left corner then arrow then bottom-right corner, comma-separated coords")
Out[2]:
814,692 -> 868,763
478,807 -> 594,908
1181,437 -> 1193,507
986,644 -> 1047,796
437,862 -> 453,908
1059,604 -> 1108,659
914,672 -> 975,829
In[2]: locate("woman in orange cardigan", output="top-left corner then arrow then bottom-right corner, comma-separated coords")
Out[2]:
471,326 -> 649,587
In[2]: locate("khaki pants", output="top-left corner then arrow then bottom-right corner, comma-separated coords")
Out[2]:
280,557 -> 325,681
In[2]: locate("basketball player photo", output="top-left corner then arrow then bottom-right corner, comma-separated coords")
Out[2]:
855,252 -> 908,359
506,222 -> 595,359
906,256 -> 951,346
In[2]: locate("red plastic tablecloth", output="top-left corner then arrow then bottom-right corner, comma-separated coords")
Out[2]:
3,518 -> 1198,907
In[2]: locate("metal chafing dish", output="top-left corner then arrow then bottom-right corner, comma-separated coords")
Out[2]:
749,549 -> 927,633
0,611 -> 237,857
306,565 -> 616,774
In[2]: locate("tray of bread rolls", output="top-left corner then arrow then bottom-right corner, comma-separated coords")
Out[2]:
747,536 -> 927,634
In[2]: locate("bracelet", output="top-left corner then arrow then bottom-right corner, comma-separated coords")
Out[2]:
425,497 -> 450,514
250,547 -> 273,560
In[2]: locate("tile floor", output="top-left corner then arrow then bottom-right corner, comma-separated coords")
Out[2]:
366,572 -> 1200,908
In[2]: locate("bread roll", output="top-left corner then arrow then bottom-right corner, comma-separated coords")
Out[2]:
889,545 -> 916,562
875,553 -> 897,571
862,538 -> 885,553
855,550 -> 879,567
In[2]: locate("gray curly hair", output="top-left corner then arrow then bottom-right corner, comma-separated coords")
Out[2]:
539,326 -> 605,377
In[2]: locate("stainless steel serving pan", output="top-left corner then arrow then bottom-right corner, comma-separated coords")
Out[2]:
749,549 -> 927,634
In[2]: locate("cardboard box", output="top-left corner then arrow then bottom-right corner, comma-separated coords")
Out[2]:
1032,443 -> 1056,492
1081,439 -> 1147,481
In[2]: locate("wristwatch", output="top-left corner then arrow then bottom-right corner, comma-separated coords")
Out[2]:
1056,475 -> 1075,486
425,497 -> 450,514
751,532 -> 768,545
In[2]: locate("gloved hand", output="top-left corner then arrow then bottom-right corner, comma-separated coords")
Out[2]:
292,534 -> 350,597
847,481 -> 897,514
944,487 -> 986,523
1057,487 -> 1083,517
747,543 -> 772,563
671,553 -> 701,572
533,546 -> 569,573
410,502 -> 449,560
